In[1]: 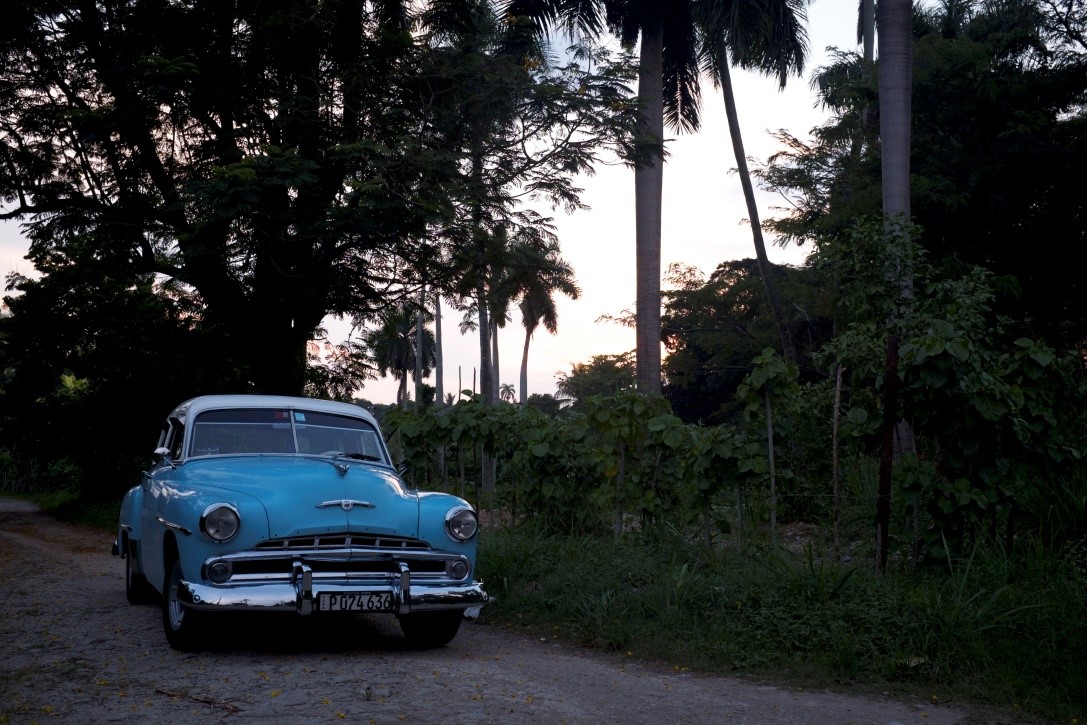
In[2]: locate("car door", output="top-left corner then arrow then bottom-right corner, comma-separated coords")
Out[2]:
140,416 -> 184,593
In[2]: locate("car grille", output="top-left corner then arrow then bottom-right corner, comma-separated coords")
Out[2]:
213,532 -> 456,582
254,534 -> 431,552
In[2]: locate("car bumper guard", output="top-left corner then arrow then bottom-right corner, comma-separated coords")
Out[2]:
176,560 -> 488,617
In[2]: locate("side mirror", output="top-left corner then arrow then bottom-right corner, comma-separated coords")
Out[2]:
153,447 -> 177,469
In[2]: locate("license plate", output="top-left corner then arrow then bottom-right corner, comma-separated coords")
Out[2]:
319,592 -> 394,612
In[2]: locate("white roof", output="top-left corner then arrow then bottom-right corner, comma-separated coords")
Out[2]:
168,395 -> 380,427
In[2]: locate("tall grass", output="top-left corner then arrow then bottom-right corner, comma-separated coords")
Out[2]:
478,525 -> 1086,720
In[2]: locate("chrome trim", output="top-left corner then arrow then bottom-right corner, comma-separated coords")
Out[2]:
202,546 -> 469,581
445,506 -> 478,542
177,578 -> 488,614
254,533 -> 428,551
398,562 -> 411,607
292,561 -> 314,615
200,503 -> 241,543
316,499 -> 375,511
156,516 -> 192,536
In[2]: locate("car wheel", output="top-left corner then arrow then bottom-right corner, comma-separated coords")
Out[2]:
398,610 -> 463,648
162,559 -> 205,651
124,552 -> 155,605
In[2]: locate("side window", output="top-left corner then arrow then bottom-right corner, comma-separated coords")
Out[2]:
156,422 -> 170,449
167,418 -> 186,460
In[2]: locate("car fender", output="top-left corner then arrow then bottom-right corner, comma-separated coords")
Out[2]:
416,491 -> 480,568
150,482 -> 271,592
117,483 -> 144,562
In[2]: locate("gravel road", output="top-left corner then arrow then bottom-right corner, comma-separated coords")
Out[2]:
0,499 -> 1016,724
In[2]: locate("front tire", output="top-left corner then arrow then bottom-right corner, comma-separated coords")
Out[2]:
398,610 -> 463,648
162,559 -> 206,651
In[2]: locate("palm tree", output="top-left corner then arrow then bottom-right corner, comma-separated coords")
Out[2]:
499,383 -> 516,402
879,0 -> 913,234
433,290 -> 445,407
365,305 -> 436,408
875,0 -> 914,573
517,244 -> 580,403
507,0 -> 703,394
861,0 -> 876,62
695,0 -> 809,365
424,0 -> 620,409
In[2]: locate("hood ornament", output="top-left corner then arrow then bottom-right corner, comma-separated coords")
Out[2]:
316,499 -> 375,511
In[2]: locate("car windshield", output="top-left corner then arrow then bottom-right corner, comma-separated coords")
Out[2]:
189,408 -> 387,463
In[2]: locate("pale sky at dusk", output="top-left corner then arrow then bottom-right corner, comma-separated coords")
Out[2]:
1,0 -> 858,405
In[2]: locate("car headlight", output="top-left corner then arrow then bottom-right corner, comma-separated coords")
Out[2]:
445,507 -> 478,542
201,504 -> 240,542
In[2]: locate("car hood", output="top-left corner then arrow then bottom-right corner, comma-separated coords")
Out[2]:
177,456 -> 418,539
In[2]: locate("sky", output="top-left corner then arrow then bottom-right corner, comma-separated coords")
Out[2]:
0,0 -> 857,405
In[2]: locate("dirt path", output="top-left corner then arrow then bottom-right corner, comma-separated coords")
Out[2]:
0,500 -> 1017,724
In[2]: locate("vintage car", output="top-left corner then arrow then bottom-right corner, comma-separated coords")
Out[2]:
114,394 -> 487,651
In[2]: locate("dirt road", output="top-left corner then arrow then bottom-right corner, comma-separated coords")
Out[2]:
0,499 -> 1008,724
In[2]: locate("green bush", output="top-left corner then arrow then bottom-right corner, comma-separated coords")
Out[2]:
478,525 -> 1087,720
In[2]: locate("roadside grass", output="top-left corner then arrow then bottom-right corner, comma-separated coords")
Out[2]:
44,495 -> 118,531
10,488 -> 120,531
478,525 -> 1086,722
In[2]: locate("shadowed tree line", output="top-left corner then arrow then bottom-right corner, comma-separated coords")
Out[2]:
0,0 -> 639,493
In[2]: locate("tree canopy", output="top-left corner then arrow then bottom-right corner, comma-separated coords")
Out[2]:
759,0 -> 1087,347
0,0 -> 638,398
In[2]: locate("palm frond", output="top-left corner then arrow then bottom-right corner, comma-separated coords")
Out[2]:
662,1 -> 702,133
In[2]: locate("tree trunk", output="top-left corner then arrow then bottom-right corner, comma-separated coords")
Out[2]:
247,318 -> 311,396
491,319 -> 500,403
634,13 -> 665,395
476,288 -> 496,496
832,364 -> 844,561
519,326 -> 532,405
716,43 -> 796,365
876,0 -> 914,572
879,0 -> 913,230
876,336 -> 900,573
415,285 -> 425,407
862,0 -> 876,62
434,294 -> 444,406
765,385 -> 778,546
477,295 -> 493,405
614,447 -> 626,539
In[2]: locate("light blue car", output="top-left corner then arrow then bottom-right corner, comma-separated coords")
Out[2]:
114,394 -> 487,651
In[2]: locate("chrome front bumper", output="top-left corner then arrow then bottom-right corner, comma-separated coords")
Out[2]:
176,561 -> 488,617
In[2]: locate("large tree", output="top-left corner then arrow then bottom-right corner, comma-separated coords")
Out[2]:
507,0 -> 703,394
0,237 -> 232,495
694,0 -> 809,365
555,352 -> 636,405
517,241 -> 580,403
759,0 -> 1087,347
0,0 -> 460,395
365,304 -> 436,408
423,0 -> 639,407
660,259 -> 831,423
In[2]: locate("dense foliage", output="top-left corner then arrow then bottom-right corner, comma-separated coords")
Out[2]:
0,0 -> 638,494
1,0 -> 1085,715
759,0 -> 1087,349
479,526 -> 1087,718
0,0 -> 638,390
387,227 -> 1087,556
